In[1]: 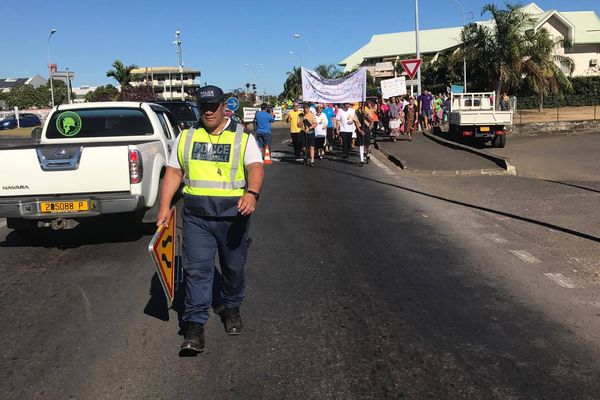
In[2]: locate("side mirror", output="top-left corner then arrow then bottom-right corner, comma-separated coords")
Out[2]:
31,127 -> 42,141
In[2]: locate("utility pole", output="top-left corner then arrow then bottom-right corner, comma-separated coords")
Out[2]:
415,0 -> 421,96
66,67 -> 71,104
48,29 -> 57,108
450,0 -> 468,91
174,31 -> 184,101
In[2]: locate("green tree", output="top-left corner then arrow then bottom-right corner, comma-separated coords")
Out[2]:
106,59 -> 138,87
523,29 -> 574,110
50,80 -> 70,106
421,51 -> 462,90
6,84 -> 37,109
85,85 -> 119,102
461,2 -> 573,108
314,64 -> 342,79
281,67 -> 302,100
118,83 -> 159,102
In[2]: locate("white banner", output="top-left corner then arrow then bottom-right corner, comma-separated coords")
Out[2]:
243,107 -> 283,123
301,67 -> 366,103
243,107 -> 259,122
380,77 -> 407,99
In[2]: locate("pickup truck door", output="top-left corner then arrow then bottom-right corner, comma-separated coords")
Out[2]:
155,112 -> 178,154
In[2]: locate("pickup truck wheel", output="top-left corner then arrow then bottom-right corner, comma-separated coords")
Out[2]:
492,134 -> 506,148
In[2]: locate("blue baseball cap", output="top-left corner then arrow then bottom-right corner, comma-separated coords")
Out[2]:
196,85 -> 224,104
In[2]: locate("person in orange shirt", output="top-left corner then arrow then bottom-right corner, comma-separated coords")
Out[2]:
369,101 -> 379,141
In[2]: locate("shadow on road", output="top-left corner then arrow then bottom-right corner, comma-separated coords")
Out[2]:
0,217 -> 156,249
319,164 -> 600,244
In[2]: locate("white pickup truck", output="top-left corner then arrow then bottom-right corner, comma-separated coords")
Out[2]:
0,102 -> 181,236
448,92 -> 512,148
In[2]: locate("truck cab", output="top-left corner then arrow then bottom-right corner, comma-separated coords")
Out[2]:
448,92 -> 512,148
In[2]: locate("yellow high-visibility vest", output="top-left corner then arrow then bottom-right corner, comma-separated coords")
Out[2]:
178,122 -> 248,199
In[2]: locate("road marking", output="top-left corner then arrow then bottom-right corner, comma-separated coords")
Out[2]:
270,152 -> 286,162
509,250 -> 542,264
281,139 -> 291,144
0,220 -> 6,228
544,273 -> 581,289
483,233 -> 508,244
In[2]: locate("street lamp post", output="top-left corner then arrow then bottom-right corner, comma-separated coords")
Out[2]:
47,28 -> 56,108
174,31 -> 184,101
292,33 -> 312,68
415,0 -> 422,96
450,0 -> 468,91
66,67 -> 71,104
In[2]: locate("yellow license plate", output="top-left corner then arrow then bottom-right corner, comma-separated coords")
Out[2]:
480,127 -> 490,132
40,200 -> 89,213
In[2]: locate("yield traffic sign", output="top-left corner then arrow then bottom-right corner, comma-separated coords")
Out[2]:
148,207 -> 176,304
400,59 -> 422,80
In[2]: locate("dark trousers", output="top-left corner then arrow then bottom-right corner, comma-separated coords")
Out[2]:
291,133 -> 301,157
341,131 -> 353,156
182,210 -> 250,324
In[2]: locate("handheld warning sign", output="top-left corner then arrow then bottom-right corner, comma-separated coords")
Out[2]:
148,207 -> 177,305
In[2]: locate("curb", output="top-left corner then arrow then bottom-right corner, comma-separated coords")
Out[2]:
422,130 -> 517,176
373,141 -> 406,169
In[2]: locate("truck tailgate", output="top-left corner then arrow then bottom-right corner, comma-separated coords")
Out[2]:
454,111 -> 513,125
0,145 -> 130,197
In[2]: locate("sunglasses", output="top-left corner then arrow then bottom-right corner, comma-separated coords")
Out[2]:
199,102 -> 221,113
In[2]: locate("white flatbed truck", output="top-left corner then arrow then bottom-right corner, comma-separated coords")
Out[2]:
448,92 -> 512,148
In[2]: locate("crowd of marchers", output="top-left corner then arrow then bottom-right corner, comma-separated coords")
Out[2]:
281,91 -> 450,167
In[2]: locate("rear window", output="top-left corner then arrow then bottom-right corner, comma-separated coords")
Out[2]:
46,108 -> 154,139
161,103 -> 199,122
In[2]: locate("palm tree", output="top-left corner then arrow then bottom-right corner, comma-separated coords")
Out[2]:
314,64 -> 341,79
462,3 -> 573,109
461,4 -> 533,106
106,60 -> 138,87
282,67 -> 302,99
523,30 -> 574,110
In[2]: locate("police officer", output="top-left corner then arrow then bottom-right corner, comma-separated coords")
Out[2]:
157,85 -> 264,356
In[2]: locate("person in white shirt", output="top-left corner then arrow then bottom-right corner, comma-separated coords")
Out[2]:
335,103 -> 361,159
314,105 -> 328,159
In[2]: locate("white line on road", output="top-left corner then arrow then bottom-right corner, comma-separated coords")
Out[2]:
483,233 -> 508,244
509,250 -> 542,264
544,273 -> 581,289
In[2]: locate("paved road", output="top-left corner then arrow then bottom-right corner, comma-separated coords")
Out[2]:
1,128 -> 600,399
487,132 -> 600,181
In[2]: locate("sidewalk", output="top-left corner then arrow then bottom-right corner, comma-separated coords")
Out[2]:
375,131 -> 504,174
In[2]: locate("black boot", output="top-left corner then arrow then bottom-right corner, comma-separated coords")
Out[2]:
222,307 -> 243,335
179,322 -> 205,356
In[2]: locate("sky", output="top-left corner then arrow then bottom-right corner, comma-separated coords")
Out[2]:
1,0 -> 599,95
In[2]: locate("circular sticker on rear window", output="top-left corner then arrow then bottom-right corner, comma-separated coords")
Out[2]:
56,111 -> 82,137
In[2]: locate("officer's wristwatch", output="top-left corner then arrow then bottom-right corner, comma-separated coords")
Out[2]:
247,190 -> 260,201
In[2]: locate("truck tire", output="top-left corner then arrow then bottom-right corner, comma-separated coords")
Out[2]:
492,134 -> 506,148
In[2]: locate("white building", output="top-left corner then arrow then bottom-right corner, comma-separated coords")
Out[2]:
340,3 -> 600,78
71,85 -> 98,103
130,67 -> 201,101
0,75 -> 47,93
